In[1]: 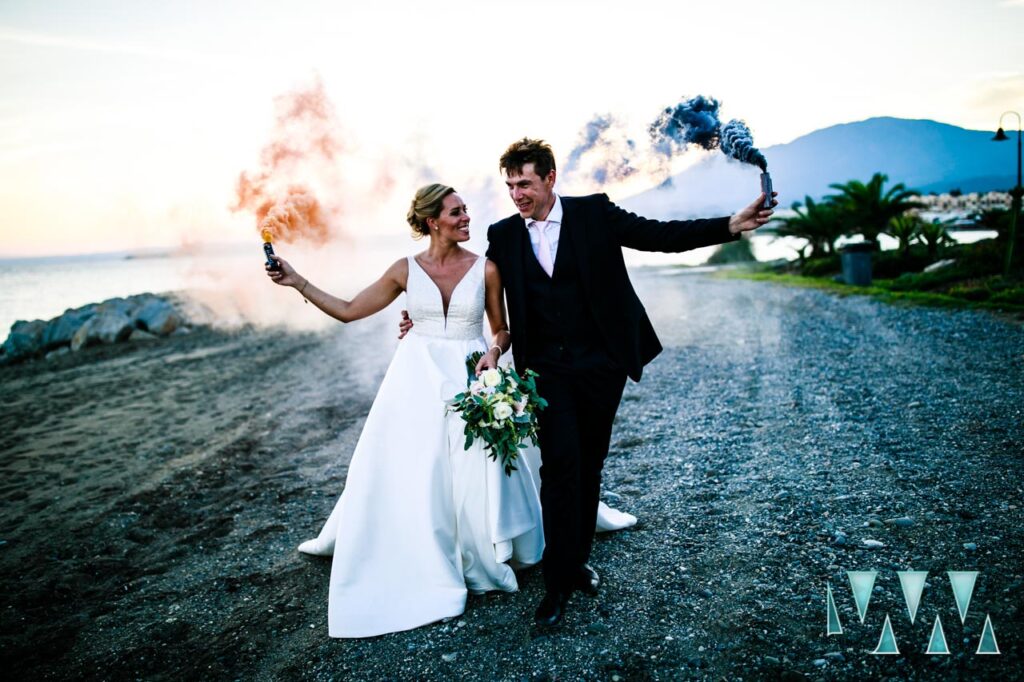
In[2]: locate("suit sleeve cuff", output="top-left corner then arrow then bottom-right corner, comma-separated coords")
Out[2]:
715,216 -> 740,242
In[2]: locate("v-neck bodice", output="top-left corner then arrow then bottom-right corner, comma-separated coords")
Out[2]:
406,256 -> 486,340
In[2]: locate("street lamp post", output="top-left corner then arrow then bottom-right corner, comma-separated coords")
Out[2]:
993,111 -> 1022,277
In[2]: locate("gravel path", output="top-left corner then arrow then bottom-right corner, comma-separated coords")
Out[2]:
2,271 -> 1021,681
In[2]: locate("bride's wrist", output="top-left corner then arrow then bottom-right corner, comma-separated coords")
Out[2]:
488,344 -> 502,357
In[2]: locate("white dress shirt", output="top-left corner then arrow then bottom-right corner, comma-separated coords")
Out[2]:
526,194 -> 563,267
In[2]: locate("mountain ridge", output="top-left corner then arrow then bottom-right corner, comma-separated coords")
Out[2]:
620,117 -> 1018,218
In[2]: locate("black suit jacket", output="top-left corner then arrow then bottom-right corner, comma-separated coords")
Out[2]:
486,193 -> 737,382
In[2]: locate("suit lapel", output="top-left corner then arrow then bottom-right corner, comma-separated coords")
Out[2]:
561,198 -> 591,294
506,218 -> 529,333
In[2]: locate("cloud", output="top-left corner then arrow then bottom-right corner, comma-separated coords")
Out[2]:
0,26 -> 228,65
969,73 -> 1024,114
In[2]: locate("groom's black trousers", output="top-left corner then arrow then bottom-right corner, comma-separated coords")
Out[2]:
532,364 -> 627,594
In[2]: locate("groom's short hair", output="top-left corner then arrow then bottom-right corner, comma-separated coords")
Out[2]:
500,138 -> 556,179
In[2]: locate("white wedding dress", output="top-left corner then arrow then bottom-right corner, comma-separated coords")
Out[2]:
298,255 -> 636,638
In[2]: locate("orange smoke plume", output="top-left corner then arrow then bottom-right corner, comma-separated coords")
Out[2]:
258,186 -> 329,244
233,78 -> 343,245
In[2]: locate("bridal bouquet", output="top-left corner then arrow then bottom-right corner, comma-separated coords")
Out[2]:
447,351 -> 548,476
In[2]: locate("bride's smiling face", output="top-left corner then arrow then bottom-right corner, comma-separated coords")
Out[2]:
428,193 -> 471,242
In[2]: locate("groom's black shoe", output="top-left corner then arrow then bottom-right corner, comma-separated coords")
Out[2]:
574,563 -> 600,596
534,591 -> 569,627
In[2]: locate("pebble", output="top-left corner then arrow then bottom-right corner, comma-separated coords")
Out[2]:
862,539 -> 885,548
441,653 -> 457,663
963,542 -> 978,551
885,516 -> 914,527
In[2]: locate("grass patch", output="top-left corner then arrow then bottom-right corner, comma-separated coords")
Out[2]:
720,265 -> 1024,314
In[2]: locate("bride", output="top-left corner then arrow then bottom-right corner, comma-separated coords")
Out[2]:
266,183 -> 634,638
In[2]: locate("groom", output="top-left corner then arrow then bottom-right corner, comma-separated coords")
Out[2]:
404,138 -> 775,625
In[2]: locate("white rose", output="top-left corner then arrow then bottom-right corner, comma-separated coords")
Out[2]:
493,402 -> 513,421
482,368 -> 501,388
470,380 -> 484,395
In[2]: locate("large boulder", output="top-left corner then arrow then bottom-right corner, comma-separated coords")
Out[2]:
1,319 -> 47,362
70,311 -> 135,351
135,299 -> 182,336
95,297 -> 136,318
41,309 -> 95,350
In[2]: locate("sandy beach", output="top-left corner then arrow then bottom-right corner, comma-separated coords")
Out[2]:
2,270 -> 1022,681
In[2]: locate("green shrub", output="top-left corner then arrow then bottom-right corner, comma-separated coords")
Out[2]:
706,238 -> 756,264
872,247 -> 932,278
948,285 -> 991,301
800,256 -> 841,277
989,287 -> 1024,305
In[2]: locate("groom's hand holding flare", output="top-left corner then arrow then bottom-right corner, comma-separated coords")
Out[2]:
728,191 -> 778,234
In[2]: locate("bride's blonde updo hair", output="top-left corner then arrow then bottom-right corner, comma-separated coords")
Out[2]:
407,183 -> 456,239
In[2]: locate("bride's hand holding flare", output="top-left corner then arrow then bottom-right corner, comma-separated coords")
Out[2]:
265,256 -> 305,289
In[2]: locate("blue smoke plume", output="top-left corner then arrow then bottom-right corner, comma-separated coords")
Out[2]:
563,114 -> 638,188
720,119 -> 768,171
648,95 -> 722,159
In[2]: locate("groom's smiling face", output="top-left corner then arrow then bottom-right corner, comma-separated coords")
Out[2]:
505,163 -> 556,221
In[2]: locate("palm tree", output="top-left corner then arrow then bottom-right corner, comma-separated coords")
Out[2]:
827,173 -> 925,248
918,219 -> 955,260
887,214 -> 922,258
769,196 -> 845,258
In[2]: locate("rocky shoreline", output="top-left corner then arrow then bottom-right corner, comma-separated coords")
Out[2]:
1,271 -> 1021,680
0,293 -> 206,365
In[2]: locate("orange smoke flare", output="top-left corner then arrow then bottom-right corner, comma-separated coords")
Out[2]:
233,78 -> 343,246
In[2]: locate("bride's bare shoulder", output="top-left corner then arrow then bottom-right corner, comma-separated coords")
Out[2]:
483,258 -> 502,282
384,257 -> 410,290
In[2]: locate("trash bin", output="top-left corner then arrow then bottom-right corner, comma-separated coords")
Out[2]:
840,241 -> 874,286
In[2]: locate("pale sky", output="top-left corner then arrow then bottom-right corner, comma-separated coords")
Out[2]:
0,0 -> 1021,257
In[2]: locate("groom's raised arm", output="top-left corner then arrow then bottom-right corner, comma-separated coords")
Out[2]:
602,194 -> 738,253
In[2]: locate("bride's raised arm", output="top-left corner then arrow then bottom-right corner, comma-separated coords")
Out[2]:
266,256 -> 408,324
475,259 -> 511,375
